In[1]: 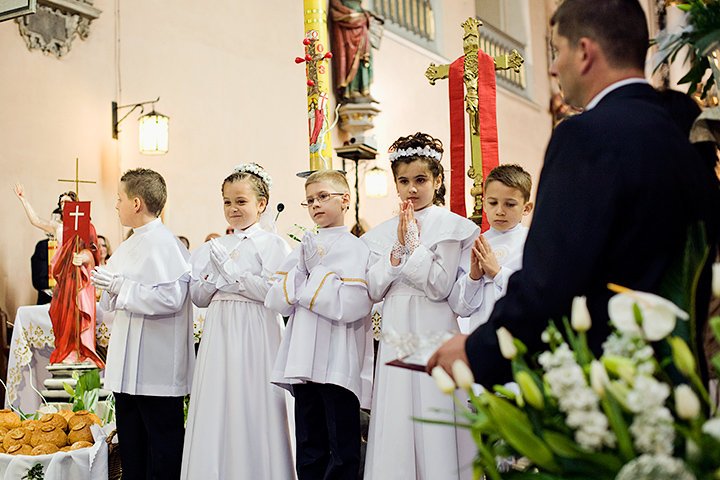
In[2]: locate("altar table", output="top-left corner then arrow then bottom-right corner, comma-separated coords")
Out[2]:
4,304 -> 114,414
5,304 -> 206,414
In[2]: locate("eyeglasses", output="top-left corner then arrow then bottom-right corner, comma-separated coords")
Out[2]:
301,192 -> 345,208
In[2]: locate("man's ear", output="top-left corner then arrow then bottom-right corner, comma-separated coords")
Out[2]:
133,197 -> 142,213
523,201 -> 534,216
577,37 -> 596,75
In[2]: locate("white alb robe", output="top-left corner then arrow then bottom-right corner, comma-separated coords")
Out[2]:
361,205 -> 479,480
266,226 -> 374,408
181,224 -> 295,480
449,224 -> 528,333
100,218 -> 195,397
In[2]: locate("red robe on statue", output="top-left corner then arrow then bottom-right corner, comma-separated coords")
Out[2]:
48,223 -> 104,367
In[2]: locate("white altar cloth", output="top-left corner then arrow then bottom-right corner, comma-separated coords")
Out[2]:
4,304 -> 114,414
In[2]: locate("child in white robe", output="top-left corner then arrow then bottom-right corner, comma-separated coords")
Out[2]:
266,170 -> 373,480
361,132 -> 479,480
181,164 -> 295,480
92,168 -> 194,480
450,164 -> 534,333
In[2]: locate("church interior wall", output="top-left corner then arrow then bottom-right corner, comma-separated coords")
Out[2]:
0,0 -> 555,319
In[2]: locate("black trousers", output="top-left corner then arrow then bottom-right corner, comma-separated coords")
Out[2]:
114,392 -> 185,480
293,382 -> 361,480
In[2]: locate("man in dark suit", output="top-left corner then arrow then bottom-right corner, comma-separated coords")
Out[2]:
427,0 -> 716,387
31,238 -> 52,305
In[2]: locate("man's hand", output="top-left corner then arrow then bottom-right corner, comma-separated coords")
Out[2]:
425,334 -> 470,378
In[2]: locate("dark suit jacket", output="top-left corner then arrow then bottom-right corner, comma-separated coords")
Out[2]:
31,239 -> 52,305
466,83 -> 715,387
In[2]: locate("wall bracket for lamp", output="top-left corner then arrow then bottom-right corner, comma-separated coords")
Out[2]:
111,97 -> 160,139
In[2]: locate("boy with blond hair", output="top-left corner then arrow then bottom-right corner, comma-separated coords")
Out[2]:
92,168 -> 194,480
265,170 -> 373,480
449,164 -> 534,332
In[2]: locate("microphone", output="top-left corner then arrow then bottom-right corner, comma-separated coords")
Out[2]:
275,203 -> 285,221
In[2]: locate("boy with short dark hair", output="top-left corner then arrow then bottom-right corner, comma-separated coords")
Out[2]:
265,170 -> 373,480
92,168 -> 194,480
449,164 -> 534,332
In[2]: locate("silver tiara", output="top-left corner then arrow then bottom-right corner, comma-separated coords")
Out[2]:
388,146 -> 442,162
232,163 -> 273,191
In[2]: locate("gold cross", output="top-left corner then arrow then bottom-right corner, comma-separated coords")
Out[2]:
58,158 -> 96,199
424,18 -> 523,225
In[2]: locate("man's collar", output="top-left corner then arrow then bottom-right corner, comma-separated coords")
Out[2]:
584,78 -> 649,111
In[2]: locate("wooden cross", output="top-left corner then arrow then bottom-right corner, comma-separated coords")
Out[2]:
425,17 -> 523,224
58,157 -> 96,199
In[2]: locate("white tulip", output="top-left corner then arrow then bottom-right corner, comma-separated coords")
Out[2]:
675,384 -> 701,420
571,296 -> 592,332
496,327 -> 518,360
431,366 -> 456,394
451,360 -> 475,391
702,418 -> 720,441
590,360 -> 609,398
607,289 -> 688,341
713,263 -> 720,297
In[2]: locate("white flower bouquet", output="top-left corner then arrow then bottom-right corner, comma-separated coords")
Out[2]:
426,283 -> 720,480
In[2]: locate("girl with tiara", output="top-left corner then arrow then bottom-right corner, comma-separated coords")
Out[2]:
362,133 -> 479,480
180,164 -> 294,480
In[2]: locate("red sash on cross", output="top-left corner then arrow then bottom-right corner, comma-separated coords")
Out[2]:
62,201 -> 92,245
448,50 -> 499,232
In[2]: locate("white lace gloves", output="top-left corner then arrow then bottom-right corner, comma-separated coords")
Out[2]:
209,238 -> 244,287
391,220 -> 420,262
91,267 -> 124,295
404,220 -> 420,254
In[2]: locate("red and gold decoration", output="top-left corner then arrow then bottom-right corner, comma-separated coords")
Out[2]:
297,0 -> 334,172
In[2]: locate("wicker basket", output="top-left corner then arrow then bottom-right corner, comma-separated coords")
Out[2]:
107,429 -> 122,480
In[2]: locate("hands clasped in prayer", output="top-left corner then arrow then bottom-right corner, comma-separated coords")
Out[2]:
469,235 -> 500,281
298,230 -> 319,274
391,200 -> 420,266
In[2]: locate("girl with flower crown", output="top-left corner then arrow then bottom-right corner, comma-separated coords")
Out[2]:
180,164 -> 295,480
361,133 -> 479,480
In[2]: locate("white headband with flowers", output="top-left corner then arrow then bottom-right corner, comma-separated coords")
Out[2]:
233,163 -> 273,191
388,146 -> 442,162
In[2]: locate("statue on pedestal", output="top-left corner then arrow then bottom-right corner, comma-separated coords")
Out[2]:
330,0 -> 377,104
14,183 -> 104,368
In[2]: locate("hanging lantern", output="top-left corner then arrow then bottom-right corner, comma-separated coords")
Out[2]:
365,166 -> 388,198
139,110 -> 169,155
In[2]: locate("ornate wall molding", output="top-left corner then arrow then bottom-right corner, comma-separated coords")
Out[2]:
16,0 -> 101,58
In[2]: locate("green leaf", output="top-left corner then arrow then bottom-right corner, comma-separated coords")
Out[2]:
83,389 -> 99,413
656,222 -> 708,376
543,431 -> 623,473
711,352 -> 720,380
484,393 -> 559,473
600,388 -> 635,462
62,382 -> 75,397
709,317 -> 720,344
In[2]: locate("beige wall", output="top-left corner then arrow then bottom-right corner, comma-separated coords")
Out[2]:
0,0 -> 554,319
